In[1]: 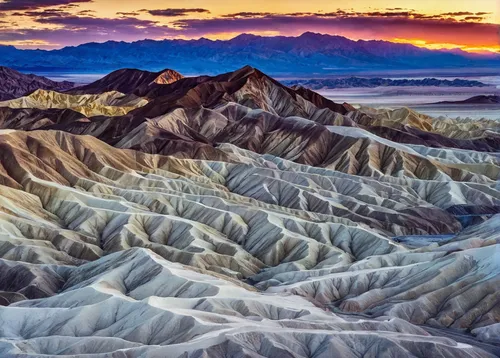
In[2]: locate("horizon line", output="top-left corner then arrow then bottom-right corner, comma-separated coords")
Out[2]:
2,31 -> 498,55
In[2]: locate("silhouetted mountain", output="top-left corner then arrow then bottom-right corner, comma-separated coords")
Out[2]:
436,95 -> 500,105
0,66 -> 74,100
68,68 -> 183,95
1,33 -> 499,75
284,77 -> 489,89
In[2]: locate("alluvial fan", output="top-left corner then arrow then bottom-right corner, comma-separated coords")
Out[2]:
0,65 -> 498,357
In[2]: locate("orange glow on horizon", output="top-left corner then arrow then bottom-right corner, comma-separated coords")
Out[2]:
391,38 -> 500,54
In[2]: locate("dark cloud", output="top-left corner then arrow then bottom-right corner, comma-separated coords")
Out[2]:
116,11 -> 140,17
145,8 -> 210,17
440,12 -> 475,16
216,9 -> 483,21
361,11 -> 415,17
0,0 -> 92,11
216,9 -> 488,22
11,9 -> 72,17
475,12 -> 491,16
34,15 -> 161,29
78,10 -> 95,15
221,12 -> 273,18
463,16 -> 485,21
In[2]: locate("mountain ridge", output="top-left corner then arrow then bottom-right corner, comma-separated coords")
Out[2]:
435,95 -> 500,105
284,77 -> 490,89
1,32 -> 499,75
0,66 -> 74,100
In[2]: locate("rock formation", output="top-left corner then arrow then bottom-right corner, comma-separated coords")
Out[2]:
0,65 -> 498,357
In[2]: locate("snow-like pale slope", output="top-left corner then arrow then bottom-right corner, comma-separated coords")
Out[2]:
0,89 -> 148,117
0,130 -> 497,356
0,248 -> 497,358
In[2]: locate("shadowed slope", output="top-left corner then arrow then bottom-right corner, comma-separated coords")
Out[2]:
68,68 -> 184,96
0,66 -> 74,101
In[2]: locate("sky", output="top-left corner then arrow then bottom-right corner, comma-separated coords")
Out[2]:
0,0 -> 498,52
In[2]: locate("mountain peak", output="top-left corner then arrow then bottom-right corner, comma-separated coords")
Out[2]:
299,31 -> 323,37
153,69 -> 184,85
231,33 -> 260,41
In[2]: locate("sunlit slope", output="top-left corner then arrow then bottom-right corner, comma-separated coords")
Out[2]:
0,89 -> 148,117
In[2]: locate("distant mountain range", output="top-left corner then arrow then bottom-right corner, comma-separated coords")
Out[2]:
1,32 -> 499,75
283,77 -> 489,89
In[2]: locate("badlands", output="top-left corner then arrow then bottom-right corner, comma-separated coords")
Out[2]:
0,66 -> 498,357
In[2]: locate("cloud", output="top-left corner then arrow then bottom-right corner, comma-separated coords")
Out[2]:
34,15 -> 160,28
0,6 -> 496,51
0,14 -> 176,48
215,10 -> 486,21
440,12 -> 475,16
0,0 -> 92,11
463,16 -> 485,21
11,9 -> 72,17
221,12 -> 273,18
116,11 -> 140,17
145,8 -> 210,17
78,10 -> 95,15
173,13 -> 499,47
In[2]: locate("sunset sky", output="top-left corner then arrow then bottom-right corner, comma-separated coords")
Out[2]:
0,0 -> 498,52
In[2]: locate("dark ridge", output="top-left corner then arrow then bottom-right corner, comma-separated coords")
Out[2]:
68,68 -> 184,95
284,77 -> 489,89
0,66 -> 74,100
435,95 -> 500,105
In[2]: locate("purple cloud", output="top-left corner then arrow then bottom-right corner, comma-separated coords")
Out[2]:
0,7 -> 497,50
0,15 -> 175,47
0,0 -> 92,11
35,15 -> 160,28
